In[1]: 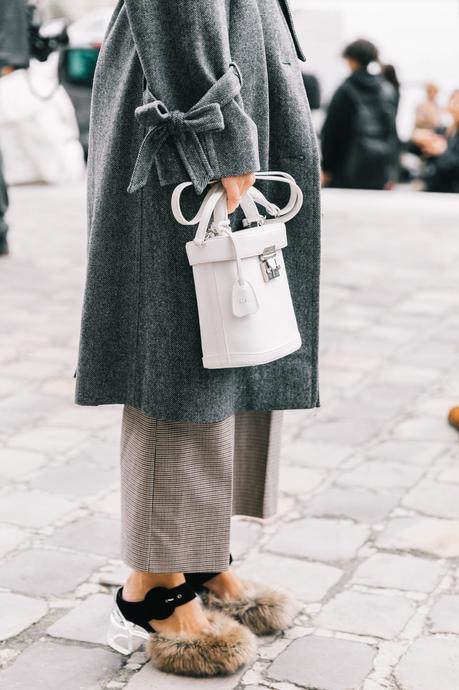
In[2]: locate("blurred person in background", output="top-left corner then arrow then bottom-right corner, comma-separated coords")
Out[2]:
0,2 -> 84,191
381,64 -> 401,113
0,0 -> 30,256
381,63 -> 402,185
415,82 -> 443,131
301,69 -> 321,111
413,89 -> 459,193
320,39 -> 398,190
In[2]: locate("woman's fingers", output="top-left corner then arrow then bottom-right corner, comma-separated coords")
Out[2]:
222,177 -> 241,213
221,173 -> 256,212
239,172 -> 256,199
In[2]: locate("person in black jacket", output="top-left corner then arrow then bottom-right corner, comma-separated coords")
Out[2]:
321,39 -> 398,190
0,0 -> 30,255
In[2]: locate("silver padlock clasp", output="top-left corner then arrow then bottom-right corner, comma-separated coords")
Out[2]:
259,245 -> 281,282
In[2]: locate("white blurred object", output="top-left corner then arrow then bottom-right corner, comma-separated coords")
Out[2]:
0,56 -> 85,185
400,152 -> 423,176
67,8 -> 114,46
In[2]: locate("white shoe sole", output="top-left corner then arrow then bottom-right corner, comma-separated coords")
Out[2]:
107,604 -> 150,655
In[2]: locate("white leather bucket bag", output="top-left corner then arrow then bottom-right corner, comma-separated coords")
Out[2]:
171,171 -> 304,369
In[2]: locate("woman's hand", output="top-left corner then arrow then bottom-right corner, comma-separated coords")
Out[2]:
221,173 -> 256,212
421,135 -> 448,157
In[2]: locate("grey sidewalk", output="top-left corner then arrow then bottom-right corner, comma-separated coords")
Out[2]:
0,182 -> 459,690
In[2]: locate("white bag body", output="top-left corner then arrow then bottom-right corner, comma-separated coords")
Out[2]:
172,172 -> 304,369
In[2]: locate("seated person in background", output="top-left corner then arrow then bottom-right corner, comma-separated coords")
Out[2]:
413,90 -> 459,193
415,82 -> 443,131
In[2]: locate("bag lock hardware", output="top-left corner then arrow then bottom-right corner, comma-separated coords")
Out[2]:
259,245 -> 281,282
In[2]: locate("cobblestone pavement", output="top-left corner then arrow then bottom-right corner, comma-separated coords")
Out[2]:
1,183 -> 459,690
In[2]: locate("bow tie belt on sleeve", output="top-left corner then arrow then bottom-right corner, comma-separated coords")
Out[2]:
127,62 -> 243,196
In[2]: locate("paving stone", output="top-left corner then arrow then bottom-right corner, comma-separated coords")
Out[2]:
42,377 -> 75,398
0,593 -> 47,641
437,465 -> 459,483
91,490 -> 121,517
337,460 -> 424,490
0,448 -> 45,480
395,636 -> 459,690
0,640 -> 121,690
0,525 -> 28,558
95,562 -> 130,587
376,517 -> 459,557
279,466 -> 325,495
390,416 -> 458,442
299,417 -> 379,445
0,489 -> 77,528
4,360 -> 60,380
403,480 -> 459,519
268,634 -> 375,690
0,392 -> 62,431
280,441 -> 353,469
325,384 -> 417,421
316,590 -> 415,639
46,516 -> 120,558
124,658 -> 246,689
352,553 -> 443,592
236,552 -> 343,602
305,486 -> 400,523
0,549 -> 103,596
72,441 -> 120,468
373,364 -> 440,387
320,368 -> 365,390
30,459 -> 118,497
266,518 -> 369,562
47,404 -> 121,429
414,396 -> 459,417
230,519 -> 261,558
7,426 -> 87,454
428,595 -> 459,633
47,593 -> 113,644
320,352 -> 382,372
367,440 -> 445,467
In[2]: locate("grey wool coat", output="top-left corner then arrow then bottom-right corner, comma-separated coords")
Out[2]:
75,0 -> 321,423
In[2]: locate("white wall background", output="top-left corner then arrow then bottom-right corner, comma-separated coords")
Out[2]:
292,0 -> 459,138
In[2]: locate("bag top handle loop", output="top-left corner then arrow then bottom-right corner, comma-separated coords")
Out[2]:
170,172 -> 303,245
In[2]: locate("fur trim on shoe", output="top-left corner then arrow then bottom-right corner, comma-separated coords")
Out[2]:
200,579 -> 299,635
148,610 -> 257,677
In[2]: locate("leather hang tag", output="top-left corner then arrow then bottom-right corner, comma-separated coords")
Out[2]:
232,280 -> 259,318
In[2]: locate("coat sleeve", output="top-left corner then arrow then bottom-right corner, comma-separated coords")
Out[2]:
124,0 -> 260,195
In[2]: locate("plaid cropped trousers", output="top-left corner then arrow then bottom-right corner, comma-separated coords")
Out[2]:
120,405 -> 284,572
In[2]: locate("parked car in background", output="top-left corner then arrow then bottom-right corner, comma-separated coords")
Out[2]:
59,8 -> 113,157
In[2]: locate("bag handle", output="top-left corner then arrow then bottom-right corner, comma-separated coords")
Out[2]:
171,180 -> 260,229
171,171 -> 303,246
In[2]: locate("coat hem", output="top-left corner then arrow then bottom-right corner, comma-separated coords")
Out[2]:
74,394 -> 320,424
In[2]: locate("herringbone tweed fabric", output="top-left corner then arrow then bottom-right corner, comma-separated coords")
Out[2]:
120,404 -> 283,572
